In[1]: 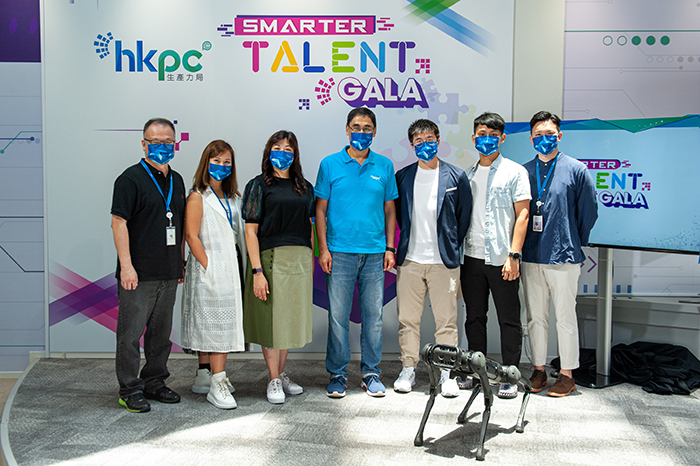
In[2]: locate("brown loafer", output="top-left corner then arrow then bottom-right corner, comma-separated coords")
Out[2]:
547,374 -> 576,397
530,369 -> 548,393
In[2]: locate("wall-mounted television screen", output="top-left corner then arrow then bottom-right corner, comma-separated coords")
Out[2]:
501,115 -> 700,255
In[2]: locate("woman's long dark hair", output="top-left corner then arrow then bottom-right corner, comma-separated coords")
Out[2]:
261,130 -> 307,195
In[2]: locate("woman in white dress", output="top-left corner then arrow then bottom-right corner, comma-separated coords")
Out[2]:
181,140 -> 246,409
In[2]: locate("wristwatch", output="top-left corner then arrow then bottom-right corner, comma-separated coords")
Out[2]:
386,247 -> 396,254
508,252 -> 521,261
252,267 -> 263,275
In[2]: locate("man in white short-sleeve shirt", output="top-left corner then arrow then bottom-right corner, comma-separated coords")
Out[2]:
461,112 -> 531,399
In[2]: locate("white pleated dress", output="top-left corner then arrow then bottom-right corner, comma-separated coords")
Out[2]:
181,189 -> 247,353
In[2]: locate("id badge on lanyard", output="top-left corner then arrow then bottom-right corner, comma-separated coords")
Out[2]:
533,154 -> 558,233
532,214 -> 543,232
166,212 -> 176,246
141,160 -> 176,246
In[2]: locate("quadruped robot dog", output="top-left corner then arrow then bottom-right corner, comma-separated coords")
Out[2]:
414,343 -> 533,461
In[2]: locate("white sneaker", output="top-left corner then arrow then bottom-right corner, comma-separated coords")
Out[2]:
393,366 -> 416,393
279,372 -> 303,395
192,368 -> 212,394
440,369 -> 460,398
267,378 -> 285,404
193,368 -> 235,394
207,371 -> 237,409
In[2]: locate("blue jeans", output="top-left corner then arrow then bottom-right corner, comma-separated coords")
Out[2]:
325,252 -> 384,377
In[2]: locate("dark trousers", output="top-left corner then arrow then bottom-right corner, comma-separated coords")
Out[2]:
116,280 -> 177,397
460,256 -> 522,367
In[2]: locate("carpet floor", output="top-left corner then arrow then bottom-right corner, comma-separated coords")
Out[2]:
4,358 -> 700,466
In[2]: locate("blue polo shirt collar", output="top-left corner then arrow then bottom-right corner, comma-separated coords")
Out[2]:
342,145 -> 376,165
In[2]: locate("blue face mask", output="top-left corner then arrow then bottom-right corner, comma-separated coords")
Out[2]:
414,141 -> 438,162
474,135 -> 501,156
270,150 -> 294,171
350,131 -> 373,151
208,163 -> 231,181
146,143 -> 175,165
532,134 -> 559,156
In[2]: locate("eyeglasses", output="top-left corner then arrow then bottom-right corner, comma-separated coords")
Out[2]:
144,138 -> 176,145
348,125 -> 375,134
412,137 -> 437,145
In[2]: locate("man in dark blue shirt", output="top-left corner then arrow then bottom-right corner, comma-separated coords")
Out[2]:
521,111 -> 598,397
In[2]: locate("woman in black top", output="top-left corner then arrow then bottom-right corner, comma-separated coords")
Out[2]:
242,130 -> 315,404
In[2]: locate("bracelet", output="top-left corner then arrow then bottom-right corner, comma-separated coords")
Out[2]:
386,247 -> 396,254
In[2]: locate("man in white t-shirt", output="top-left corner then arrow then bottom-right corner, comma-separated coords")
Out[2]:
394,119 -> 472,396
462,112 -> 531,399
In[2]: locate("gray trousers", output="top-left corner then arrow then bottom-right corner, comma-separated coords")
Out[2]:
116,280 -> 177,397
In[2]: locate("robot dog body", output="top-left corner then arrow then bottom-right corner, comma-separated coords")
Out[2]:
414,343 -> 532,461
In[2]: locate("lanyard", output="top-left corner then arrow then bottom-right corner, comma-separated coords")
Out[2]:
211,187 -> 233,229
140,160 -> 173,225
535,154 -> 558,212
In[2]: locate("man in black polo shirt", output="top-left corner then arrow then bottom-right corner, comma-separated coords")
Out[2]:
111,118 -> 186,413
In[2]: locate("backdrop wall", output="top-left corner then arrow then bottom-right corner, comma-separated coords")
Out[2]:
44,0 -> 519,354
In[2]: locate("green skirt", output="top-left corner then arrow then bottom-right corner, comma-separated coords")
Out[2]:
243,245 -> 313,349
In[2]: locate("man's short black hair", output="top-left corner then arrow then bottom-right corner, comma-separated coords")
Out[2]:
529,111 -> 561,133
346,107 -> 376,128
473,112 -> 505,134
143,118 -> 175,137
407,119 -> 440,144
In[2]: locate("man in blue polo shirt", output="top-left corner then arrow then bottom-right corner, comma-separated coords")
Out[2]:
315,107 -> 398,398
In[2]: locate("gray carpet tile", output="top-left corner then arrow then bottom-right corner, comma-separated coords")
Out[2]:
4,358 -> 700,465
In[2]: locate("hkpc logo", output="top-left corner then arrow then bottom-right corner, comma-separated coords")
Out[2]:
94,32 -> 209,81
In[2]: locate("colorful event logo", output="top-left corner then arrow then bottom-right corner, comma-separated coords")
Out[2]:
582,159 -> 650,209
234,16 -> 378,35
93,32 -> 208,81
222,15 -> 434,109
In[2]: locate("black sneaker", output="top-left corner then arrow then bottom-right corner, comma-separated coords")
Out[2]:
119,393 -> 151,413
144,386 -> 181,403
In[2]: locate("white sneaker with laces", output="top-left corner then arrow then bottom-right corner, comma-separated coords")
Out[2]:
279,371 -> 303,395
440,369 -> 460,398
192,368 -> 212,394
207,371 -> 237,409
267,378 -> 285,404
393,366 -> 416,393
